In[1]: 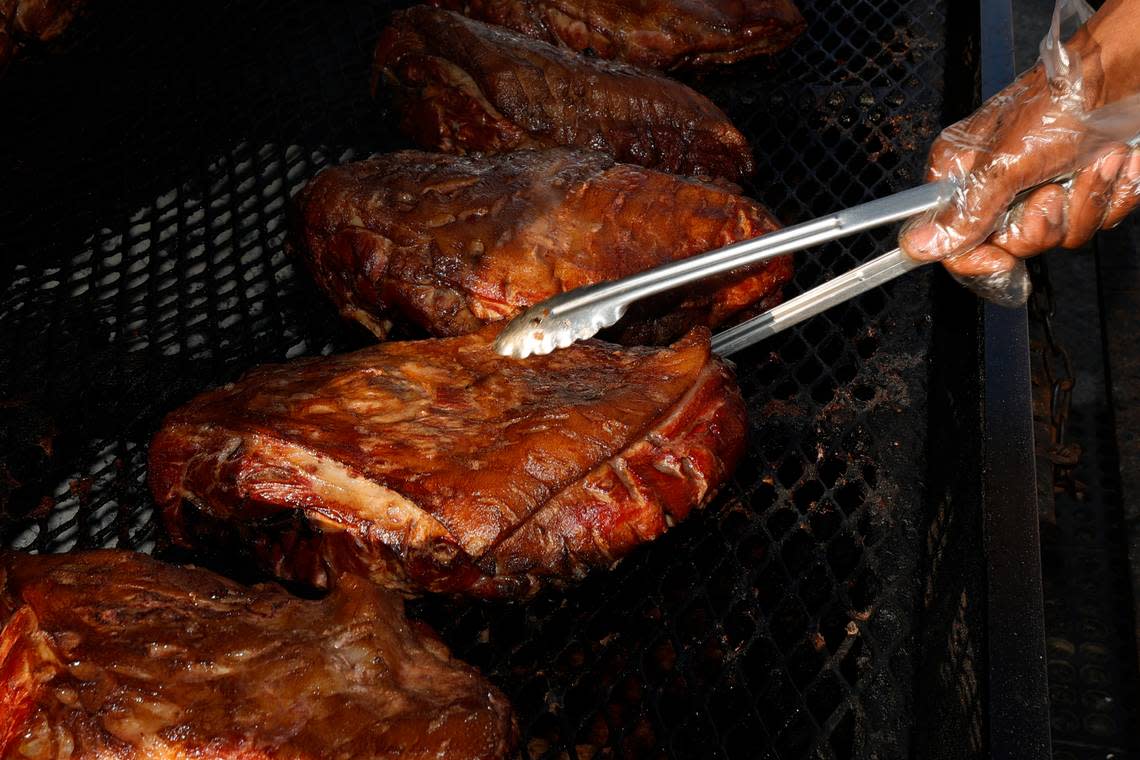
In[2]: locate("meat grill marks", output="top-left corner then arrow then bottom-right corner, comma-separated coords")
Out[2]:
149,328 -> 746,600
0,550 -> 517,759
294,148 -> 792,343
428,0 -> 806,70
0,0 -> 85,72
373,6 -> 754,182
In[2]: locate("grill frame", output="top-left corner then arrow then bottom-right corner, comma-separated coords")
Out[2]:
976,1 -> 1052,755
0,0 -> 1051,757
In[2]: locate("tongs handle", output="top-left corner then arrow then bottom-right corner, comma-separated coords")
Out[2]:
601,180 -> 955,303
708,169 -> 1083,356
711,248 -> 922,355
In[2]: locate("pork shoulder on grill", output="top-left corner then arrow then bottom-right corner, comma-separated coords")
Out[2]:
428,0 -> 806,70
149,328 -> 746,599
293,148 -> 791,342
0,550 -> 517,759
372,6 -> 754,182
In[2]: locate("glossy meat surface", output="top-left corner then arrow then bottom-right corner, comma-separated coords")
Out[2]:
373,6 -> 753,181
0,550 -> 517,759
0,0 -> 84,71
294,148 -> 792,342
150,329 -> 746,599
429,0 -> 805,70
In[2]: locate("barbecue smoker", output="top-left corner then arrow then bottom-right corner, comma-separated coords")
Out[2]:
0,0 -> 1049,758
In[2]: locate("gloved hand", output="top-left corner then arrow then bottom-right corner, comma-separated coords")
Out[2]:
899,0 -> 1140,306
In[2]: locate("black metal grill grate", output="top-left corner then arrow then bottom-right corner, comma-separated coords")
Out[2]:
0,1 -> 959,757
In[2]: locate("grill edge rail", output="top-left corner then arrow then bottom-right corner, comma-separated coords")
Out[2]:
979,0 -> 1053,755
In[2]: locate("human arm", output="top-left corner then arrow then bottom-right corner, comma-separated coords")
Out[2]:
899,0 -> 1140,292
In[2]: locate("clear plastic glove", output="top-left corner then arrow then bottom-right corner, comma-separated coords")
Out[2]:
899,0 -> 1140,306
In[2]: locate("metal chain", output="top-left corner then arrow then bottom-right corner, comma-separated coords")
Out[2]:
1027,259 -> 1083,499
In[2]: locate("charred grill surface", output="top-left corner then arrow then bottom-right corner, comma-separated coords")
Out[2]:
149,329 -> 746,599
427,0 -> 805,70
0,0 -> 961,756
372,6 -> 754,182
0,550 -> 518,759
293,148 -> 791,342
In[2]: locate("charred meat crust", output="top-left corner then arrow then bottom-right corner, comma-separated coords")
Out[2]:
293,148 -> 792,342
149,328 -> 747,599
372,6 -> 755,181
0,550 -> 518,759
428,0 -> 806,70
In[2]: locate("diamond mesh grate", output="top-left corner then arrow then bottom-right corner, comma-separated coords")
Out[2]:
0,1 -> 962,757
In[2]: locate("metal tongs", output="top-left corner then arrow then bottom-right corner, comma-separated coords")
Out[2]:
492,180 -> 957,358
493,114 -> 1140,359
